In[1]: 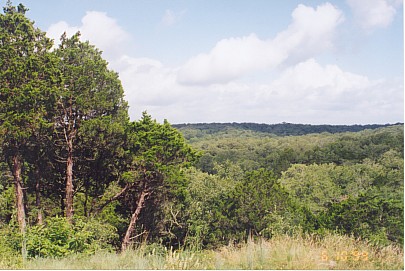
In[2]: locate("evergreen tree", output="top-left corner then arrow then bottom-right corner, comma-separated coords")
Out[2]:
53,32 -> 128,221
0,1 -> 59,233
119,113 -> 198,250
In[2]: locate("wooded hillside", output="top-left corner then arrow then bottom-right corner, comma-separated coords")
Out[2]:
173,122 -> 401,137
0,2 -> 403,268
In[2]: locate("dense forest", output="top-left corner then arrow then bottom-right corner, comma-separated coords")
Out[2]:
0,2 -> 403,269
173,122 -> 402,137
175,124 -> 404,246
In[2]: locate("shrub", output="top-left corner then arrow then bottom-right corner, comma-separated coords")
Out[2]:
321,190 -> 404,246
0,222 -> 23,268
26,216 -> 118,258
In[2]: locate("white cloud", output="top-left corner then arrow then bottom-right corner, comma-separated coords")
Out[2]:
249,59 -> 402,124
273,3 -> 345,65
177,3 -> 344,85
270,58 -> 371,98
119,55 -> 176,104
160,9 -> 186,27
47,11 -> 130,62
177,34 -> 282,85
346,0 -> 400,30
119,53 -> 402,124
47,21 -> 79,43
80,12 -> 130,55
44,4 -> 403,125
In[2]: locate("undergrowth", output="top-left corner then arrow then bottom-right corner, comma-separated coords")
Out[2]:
17,233 -> 403,270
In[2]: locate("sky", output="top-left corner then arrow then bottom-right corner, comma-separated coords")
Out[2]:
3,0 -> 404,124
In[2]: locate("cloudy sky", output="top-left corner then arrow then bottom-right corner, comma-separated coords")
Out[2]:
6,0 -> 404,124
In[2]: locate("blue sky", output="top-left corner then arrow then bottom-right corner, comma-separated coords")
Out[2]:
3,0 -> 404,124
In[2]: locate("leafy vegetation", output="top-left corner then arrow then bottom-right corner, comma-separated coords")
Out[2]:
174,122 -> 401,138
0,2 -> 403,269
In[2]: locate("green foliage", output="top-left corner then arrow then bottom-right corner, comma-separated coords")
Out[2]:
52,32 -> 129,219
175,125 -> 404,249
174,122 -> 398,137
279,162 -> 388,213
111,112 -> 199,247
126,113 -> 199,173
25,216 -> 118,258
231,169 -> 291,237
182,167 -> 238,249
280,164 -> 342,213
184,125 -> 403,175
0,220 -> 22,251
179,168 -> 316,249
0,1 -> 58,144
0,226 -> 23,268
321,189 -> 404,246
0,181 -> 14,223
0,2 -> 403,259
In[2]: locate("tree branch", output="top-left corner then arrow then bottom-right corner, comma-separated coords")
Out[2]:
93,183 -> 131,215
129,230 -> 147,240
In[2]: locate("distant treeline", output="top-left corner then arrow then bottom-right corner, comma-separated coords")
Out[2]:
173,122 -> 403,136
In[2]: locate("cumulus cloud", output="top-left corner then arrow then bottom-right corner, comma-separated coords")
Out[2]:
272,3 -> 345,65
177,3 -> 344,85
120,52 -> 402,124
47,21 -> 79,43
270,58 -> 371,98
118,55 -> 177,105
249,59 -> 402,124
177,34 -> 281,85
44,3 -> 403,125
47,11 -> 130,61
346,0 -> 400,30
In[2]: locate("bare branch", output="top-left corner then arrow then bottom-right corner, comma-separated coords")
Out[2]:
170,205 -> 182,228
93,183 -> 131,215
129,230 -> 147,240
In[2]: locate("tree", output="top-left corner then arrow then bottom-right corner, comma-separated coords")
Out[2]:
321,190 -> 404,245
119,113 -> 198,250
72,116 -> 128,218
180,167 -> 240,249
280,164 -> 342,213
232,169 -> 294,238
0,1 -> 58,233
53,32 -> 128,221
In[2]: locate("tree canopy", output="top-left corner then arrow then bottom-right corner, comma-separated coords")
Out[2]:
0,2 -> 403,263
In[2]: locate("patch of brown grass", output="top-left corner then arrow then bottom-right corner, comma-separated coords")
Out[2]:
25,233 -> 404,269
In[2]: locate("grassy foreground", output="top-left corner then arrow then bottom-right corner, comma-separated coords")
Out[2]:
3,233 -> 403,270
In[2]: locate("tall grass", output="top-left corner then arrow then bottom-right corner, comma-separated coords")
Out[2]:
206,233 -> 404,270
20,233 -> 404,269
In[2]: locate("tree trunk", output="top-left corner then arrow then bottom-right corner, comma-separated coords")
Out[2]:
84,188 -> 88,217
60,194 -> 65,216
12,154 -> 26,234
121,190 -> 148,251
35,171 -> 43,225
65,139 -> 74,222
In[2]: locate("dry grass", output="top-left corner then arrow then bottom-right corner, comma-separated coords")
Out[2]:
23,233 -> 404,270
25,246 -> 203,270
205,233 -> 404,270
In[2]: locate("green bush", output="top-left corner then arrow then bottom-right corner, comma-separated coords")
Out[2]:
0,223 -> 23,268
321,190 -> 404,246
26,216 -> 118,258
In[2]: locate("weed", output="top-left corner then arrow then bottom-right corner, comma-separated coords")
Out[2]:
24,233 -> 404,269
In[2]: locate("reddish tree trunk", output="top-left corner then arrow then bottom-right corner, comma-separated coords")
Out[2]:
35,171 -> 43,225
13,154 -> 26,233
65,139 -> 74,222
121,190 -> 148,251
